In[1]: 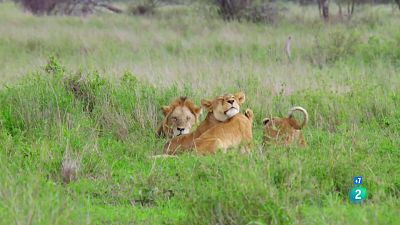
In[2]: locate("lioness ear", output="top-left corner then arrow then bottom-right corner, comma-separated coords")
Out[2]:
161,106 -> 171,116
193,106 -> 202,118
235,92 -> 245,104
262,118 -> 270,126
201,99 -> 213,112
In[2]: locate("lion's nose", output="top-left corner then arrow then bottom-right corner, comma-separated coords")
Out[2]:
227,100 -> 234,104
177,128 -> 185,132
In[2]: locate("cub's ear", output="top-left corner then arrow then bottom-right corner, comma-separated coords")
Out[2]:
201,99 -> 213,112
192,106 -> 202,118
234,92 -> 245,104
262,118 -> 270,126
161,106 -> 171,116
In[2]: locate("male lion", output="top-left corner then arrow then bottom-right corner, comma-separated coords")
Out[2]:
164,92 -> 253,155
157,97 -> 201,138
262,106 -> 308,147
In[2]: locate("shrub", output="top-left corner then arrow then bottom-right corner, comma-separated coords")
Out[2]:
214,0 -> 282,24
244,1 -> 281,24
356,34 -> 400,65
15,0 -> 121,16
308,30 -> 361,66
127,0 -> 158,16
215,0 -> 250,21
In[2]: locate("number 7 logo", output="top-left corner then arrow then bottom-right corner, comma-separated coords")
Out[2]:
353,176 -> 363,185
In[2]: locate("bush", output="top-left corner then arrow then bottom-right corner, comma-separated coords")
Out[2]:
244,1 -> 282,24
15,0 -> 121,15
215,0 -> 282,24
357,34 -> 400,65
215,0 -> 250,21
308,30 -> 361,66
127,0 -> 158,16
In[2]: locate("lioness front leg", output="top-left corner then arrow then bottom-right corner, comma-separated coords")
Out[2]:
164,134 -> 195,155
193,138 -> 224,155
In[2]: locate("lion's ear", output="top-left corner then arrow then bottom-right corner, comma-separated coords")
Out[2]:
263,118 -> 270,126
192,106 -> 202,118
161,106 -> 171,116
201,99 -> 213,112
235,92 -> 245,104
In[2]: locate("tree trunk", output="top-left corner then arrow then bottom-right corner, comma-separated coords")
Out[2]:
350,0 -> 355,16
318,0 -> 329,20
318,0 -> 322,17
396,0 -> 400,10
347,0 -> 355,17
322,0 -> 329,20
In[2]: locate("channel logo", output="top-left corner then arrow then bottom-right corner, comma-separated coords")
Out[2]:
349,176 -> 367,204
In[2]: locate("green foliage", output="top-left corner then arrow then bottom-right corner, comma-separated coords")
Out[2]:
0,56 -> 399,224
308,28 -> 400,67
308,30 -> 361,65
357,33 -> 400,65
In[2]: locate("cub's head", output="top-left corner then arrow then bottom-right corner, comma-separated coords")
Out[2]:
262,106 -> 308,146
201,92 -> 245,122
159,97 -> 201,138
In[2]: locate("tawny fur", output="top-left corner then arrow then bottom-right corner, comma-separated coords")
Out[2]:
192,109 -> 253,155
263,106 -> 308,147
157,96 -> 201,138
164,92 -> 253,155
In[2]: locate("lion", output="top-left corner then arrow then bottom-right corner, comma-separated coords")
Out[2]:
156,97 -> 201,138
164,92 -> 253,155
262,106 -> 308,147
191,109 -> 253,155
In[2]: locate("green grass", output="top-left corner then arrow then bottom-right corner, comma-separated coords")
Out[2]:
0,1 -> 400,224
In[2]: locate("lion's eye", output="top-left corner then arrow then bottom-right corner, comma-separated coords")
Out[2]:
186,116 -> 191,121
171,117 -> 177,121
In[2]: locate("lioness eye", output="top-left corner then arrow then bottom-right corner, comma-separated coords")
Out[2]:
186,116 -> 190,121
171,117 -> 177,121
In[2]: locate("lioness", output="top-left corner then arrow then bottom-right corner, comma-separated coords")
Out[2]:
164,92 -> 253,155
262,106 -> 308,147
157,97 -> 201,138
192,109 -> 253,155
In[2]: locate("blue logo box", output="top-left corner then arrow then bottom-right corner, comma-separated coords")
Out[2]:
353,176 -> 363,185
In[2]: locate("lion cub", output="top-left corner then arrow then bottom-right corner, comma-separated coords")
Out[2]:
164,92 -> 253,155
262,106 -> 308,147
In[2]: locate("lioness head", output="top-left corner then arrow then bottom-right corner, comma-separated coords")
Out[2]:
158,97 -> 201,138
201,92 -> 245,122
262,106 -> 308,146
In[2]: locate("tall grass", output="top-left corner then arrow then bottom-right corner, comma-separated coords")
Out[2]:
0,1 -> 399,224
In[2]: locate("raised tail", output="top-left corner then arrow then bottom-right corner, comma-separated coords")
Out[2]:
288,106 -> 308,129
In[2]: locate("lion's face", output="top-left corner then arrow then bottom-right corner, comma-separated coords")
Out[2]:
201,92 -> 245,122
161,97 -> 201,138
